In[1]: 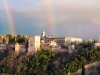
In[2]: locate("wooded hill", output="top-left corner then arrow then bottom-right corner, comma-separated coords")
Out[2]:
0,48 -> 100,75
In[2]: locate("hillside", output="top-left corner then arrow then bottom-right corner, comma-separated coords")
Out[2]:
0,48 -> 100,75
74,61 -> 100,75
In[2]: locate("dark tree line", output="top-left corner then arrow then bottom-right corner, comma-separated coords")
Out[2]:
0,34 -> 28,44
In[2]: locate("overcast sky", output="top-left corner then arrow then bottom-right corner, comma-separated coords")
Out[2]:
0,0 -> 100,40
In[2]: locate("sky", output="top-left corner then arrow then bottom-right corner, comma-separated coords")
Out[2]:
0,0 -> 100,40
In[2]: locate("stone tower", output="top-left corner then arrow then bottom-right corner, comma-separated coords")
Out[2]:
28,35 -> 40,54
41,30 -> 46,40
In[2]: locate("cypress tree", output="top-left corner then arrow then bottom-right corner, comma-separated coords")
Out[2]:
81,62 -> 85,75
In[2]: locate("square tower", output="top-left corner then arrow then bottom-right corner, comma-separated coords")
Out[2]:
28,35 -> 40,54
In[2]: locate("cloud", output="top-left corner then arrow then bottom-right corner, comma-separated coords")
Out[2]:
4,0 -> 100,28
10,0 -> 100,25
52,2 -> 100,25
0,7 -> 3,12
91,19 -> 100,25
0,0 -> 100,39
10,0 -> 100,37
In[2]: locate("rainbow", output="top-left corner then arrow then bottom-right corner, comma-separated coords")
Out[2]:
4,0 -> 16,35
45,0 -> 56,36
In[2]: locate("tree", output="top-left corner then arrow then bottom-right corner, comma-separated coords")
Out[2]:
93,39 -> 98,43
81,62 -> 85,75
0,35 -> 3,43
82,40 -> 88,48
6,34 -> 14,43
23,35 -> 28,43
14,36 -> 17,43
16,34 -> 23,43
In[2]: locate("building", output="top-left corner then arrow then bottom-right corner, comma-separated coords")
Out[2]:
28,35 -> 40,54
8,44 -> 15,50
0,43 -> 7,50
41,30 -> 46,40
94,43 -> 100,49
68,45 -> 75,53
42,40 -> 58,48
46,37 -> 82,46
41,30 -> 82,46
49,40 -> 57,47
15,43 -> 26,53
41,30 -> 54,41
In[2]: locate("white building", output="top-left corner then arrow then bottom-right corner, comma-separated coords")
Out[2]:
46,37 -> 82,46
28,35 -> 40,54
15,43 -> 26,53
94,43 -> 100,49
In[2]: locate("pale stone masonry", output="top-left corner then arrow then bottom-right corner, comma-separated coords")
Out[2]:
0,44 -> 7,50
28,35 -> 40,54
15,43 -> 26,53
94,43 -> 100,49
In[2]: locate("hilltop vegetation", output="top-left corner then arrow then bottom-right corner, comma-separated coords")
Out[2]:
64,48 -> 100,75
0,48 -> 100,75
0,48 -> 72,75
0,34 -> 28,44
0,48 -> 55,75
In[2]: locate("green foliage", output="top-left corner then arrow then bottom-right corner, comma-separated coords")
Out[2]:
64,49 -> 100,74
0,48 -> 55,75
81,62 -> 85,75
82,40 -> 92,48
0,34 -> 29,44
